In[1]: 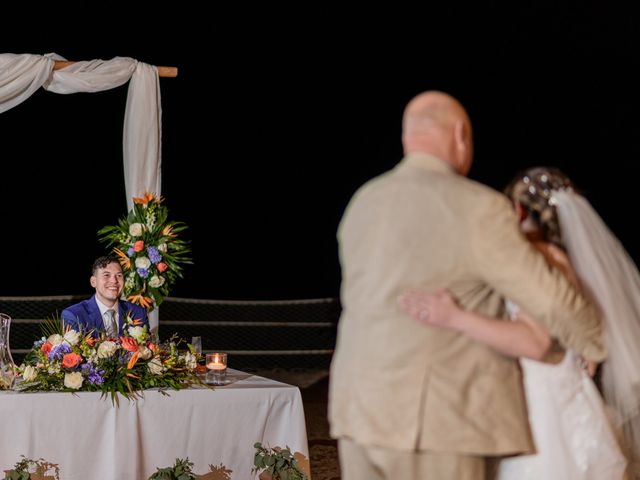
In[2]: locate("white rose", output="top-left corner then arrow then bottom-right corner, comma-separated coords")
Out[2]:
47,334 -> 63,346
63,330 -> 81,346
148,275 -> 165,288
138,345 -> 152,360
129,223 -> 144,237
22,365 -> 37,382
183,352 -> 197,370
128,326 -> 146,343
135,257 -> 151,269
97,341 -> 117,359
64,372 -> 83,390
157,243 -> 168,253
148,357 -> 164,375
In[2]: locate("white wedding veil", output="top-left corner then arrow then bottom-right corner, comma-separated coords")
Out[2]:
554,189 -> 640,467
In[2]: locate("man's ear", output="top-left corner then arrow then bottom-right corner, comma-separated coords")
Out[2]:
90,276 -> 97,288
453,119 -> 470,174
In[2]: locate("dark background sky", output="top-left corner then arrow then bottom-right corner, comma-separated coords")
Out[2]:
3,7 -> 640,300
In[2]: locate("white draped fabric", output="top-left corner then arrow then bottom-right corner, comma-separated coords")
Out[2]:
0,52 -> 162,331
555,189 -> 640,475
0,52 -> 162,210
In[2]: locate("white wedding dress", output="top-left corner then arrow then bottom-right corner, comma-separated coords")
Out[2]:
497,304 -> 627,479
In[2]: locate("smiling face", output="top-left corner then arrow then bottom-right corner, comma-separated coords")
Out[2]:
90,260 -> 124,308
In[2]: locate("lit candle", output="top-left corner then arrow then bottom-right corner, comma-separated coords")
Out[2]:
207,362 -> 226,370
206,353 -> 227,370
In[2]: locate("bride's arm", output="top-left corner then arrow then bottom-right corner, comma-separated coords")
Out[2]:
399,288 -> 552,360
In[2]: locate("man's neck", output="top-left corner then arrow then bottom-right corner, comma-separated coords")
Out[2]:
95,296 -> 118,310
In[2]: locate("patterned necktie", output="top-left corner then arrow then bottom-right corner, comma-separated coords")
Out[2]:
105,309 -> 117,337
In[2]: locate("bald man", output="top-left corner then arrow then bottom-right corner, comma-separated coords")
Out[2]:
328,91 -> 605,479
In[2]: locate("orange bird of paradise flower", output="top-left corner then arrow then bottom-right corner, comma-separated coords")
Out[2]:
132,191 -> 157,205
128,293 -> 154,309
113,247 -> 131,270
162,225 -> 176,237
127,350 -> 140,370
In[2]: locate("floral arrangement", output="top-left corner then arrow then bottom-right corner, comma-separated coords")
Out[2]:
98,192 -> 192,312
15,315 -> 200,404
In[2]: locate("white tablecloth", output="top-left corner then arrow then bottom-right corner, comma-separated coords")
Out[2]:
0,370 -> 309,479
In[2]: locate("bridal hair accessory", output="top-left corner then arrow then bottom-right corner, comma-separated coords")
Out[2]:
505,167 -> 574,248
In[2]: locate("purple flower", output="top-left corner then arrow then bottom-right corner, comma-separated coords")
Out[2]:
48,343 -> 71,361
81,363 -> 105,385
137,268 -> 149,278
127,246 -> 135,257
147,246 -> 162,264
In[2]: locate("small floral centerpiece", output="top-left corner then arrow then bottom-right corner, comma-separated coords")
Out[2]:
15,315 -> 201,404
98,192 -> 192,312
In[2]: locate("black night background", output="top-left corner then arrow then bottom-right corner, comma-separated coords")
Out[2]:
3,7 -> 640,301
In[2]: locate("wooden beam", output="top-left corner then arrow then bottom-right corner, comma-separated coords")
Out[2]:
53,60 -> 178,78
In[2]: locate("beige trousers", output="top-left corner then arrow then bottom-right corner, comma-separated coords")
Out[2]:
338,438 -> 487,480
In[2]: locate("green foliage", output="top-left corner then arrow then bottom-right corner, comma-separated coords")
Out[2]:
147,458 -> 195,480
252,443 -> 308,480
40,313 -> 63,339
4,456 -> 59,480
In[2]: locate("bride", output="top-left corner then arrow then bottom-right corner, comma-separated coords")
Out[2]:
400,167 -> 640,479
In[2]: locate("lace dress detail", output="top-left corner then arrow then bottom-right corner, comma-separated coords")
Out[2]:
497,302 -> 627,480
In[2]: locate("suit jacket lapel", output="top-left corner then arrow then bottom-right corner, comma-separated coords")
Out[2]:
87,296 -> 103,334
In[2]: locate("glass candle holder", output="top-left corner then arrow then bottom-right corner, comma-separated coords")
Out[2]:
205,352 -> 227,385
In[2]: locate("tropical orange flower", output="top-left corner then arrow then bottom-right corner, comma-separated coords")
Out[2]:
133,191 -> 156,205
162,225 -> 175,237
121,336 -> 139,352
128,294 -> 154,309
127,351 -> 140,370
113,247 -> 131,270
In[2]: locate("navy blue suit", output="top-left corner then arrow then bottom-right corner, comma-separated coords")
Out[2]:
61,295 -> 149,337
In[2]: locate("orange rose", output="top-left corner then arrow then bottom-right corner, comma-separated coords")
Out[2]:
134,240 -> 145,252
120,336 -> 139,352
157,262 -> 168,273
41,342 -> 52,355
62,352 -> 83,369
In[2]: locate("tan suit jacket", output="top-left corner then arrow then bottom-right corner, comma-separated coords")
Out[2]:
328,153 -> 605,455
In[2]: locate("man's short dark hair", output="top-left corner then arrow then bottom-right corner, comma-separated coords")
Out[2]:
92,255 -> 122,275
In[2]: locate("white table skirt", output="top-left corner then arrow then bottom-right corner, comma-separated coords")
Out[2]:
0,369 -> 309,479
